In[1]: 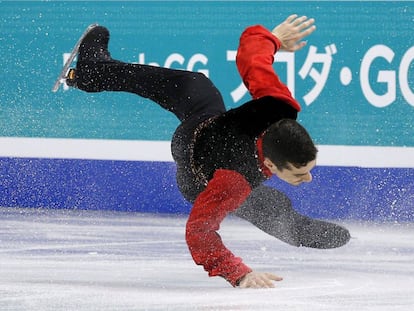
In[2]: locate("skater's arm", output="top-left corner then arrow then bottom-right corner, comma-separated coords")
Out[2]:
185,169 -> 252,287
236,24 -> 300,111
236,15 -> 315,111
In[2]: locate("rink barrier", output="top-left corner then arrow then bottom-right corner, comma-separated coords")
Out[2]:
0,138 -> 412,222
1,2 -> 413,221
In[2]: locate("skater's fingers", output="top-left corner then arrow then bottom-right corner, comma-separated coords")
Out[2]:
265,273 -> 283,282
238,271 -> 283,289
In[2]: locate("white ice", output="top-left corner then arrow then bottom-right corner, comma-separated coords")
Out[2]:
1,208 -> 413,311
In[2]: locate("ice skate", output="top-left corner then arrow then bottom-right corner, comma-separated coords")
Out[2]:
52,24 -> 112,92
297,218 -> 351,249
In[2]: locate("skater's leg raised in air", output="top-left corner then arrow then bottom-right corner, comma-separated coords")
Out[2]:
68,25 -> 225,122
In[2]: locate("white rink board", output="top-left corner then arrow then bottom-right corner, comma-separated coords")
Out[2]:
1,137 -> 413,168
0,208 -> 413,311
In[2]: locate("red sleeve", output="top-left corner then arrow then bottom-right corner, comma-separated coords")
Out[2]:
185,169 -> 252,287
236,25 -> 301,111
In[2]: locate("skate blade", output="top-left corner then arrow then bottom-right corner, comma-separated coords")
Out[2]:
52,23 -> 99,92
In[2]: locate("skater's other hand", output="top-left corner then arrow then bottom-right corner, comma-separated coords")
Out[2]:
238,271 -> 283,289
271,14 -> 316,52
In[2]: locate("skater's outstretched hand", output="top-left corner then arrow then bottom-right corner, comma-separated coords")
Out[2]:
271,14 -> 316,52
238,271 -> 283,289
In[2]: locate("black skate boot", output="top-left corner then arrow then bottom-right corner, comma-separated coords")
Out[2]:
297,218 -> 351,249
66,25 -> 115,92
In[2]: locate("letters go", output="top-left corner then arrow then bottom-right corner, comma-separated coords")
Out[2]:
360,45 -> 414,107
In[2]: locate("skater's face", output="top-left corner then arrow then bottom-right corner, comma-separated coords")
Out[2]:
264,159 -> 316,186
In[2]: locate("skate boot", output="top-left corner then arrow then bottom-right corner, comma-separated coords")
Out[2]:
66,25 -> 115,92
298,218 -> 351,249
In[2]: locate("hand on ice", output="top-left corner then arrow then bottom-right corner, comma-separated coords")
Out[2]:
271,14 -> 316,52
238,271 -> 283,289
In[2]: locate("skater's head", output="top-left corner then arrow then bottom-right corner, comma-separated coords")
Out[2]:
262,119 -> 317,185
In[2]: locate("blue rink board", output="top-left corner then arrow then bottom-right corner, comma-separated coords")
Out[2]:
0,157 -> 412,222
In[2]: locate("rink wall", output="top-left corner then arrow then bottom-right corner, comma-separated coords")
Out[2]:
1,1 -> 413,221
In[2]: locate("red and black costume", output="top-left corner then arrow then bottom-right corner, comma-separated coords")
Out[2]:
74,24 -> 350,287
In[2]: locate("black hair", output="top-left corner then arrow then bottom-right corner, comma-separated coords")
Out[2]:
262,119 -> 318,170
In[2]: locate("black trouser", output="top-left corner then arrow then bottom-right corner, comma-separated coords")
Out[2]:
77,61 -> 350,249
77,61 -> 225,201
233,185 -> 351,248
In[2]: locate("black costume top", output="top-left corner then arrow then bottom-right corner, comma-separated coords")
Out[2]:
192,96 -> 297,187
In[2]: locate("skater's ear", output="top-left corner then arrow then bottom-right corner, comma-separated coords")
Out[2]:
263,158 -> 277,171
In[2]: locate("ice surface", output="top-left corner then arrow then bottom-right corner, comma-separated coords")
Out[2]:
0,208 -> 413,311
